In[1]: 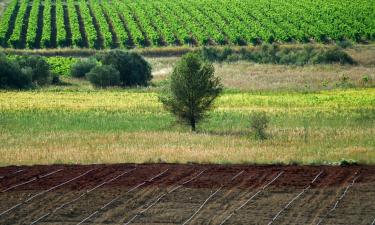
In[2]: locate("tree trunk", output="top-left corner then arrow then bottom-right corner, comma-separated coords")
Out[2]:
190,117 -> 196,132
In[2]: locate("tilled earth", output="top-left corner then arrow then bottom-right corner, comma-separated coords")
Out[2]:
0,164 -> 374,225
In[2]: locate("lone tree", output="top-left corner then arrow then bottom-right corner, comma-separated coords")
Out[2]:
160,53 -> 222,132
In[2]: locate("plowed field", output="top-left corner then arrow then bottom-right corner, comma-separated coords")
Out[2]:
0,164 -> 374,225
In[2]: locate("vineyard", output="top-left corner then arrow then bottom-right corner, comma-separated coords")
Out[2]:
0,0 -> 374,49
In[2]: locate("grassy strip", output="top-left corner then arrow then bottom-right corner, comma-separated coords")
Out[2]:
0,88 -> 374,166
0,43 -> 373,57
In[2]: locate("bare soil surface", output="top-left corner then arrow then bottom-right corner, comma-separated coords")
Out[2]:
0,164 -> 374,225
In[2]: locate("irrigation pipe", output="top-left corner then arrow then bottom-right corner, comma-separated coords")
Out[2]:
76,168 -> 169,225
219,171 -> 284,225
0,169 -> 26,180
181,170 -> 245,225
29,168 -> 136,225
123,169 -> 208,225
1,169 -> 63,193
0,169 -> 94,217
267,170 -> 324,225
316,172 -> 360,225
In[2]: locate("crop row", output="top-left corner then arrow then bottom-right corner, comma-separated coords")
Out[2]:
0,0 -> 374,49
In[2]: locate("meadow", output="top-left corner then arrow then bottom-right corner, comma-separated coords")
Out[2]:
0,85 -> 374,166
0,0 -> 374,49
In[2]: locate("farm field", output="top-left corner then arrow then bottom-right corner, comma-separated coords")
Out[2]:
0,164 -> 374,225
0,0 -> 374,49
0,54 -> 375,166
0,87 -> 374,166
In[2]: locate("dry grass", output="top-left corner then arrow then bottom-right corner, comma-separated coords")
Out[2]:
149,58 -> 375,91
0,128 -> 374,166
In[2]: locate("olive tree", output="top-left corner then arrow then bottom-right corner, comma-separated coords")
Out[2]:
160,53 -> 222,132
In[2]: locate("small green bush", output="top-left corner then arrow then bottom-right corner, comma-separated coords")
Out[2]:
311,48 -> 355,65
100,50 -> 152,86
0,55 -> 32,89
86,65 -> 120,88
16,55 -> 52,86
201,45 -> 356,66
70,58 -> 98,78
250,112 -> 270,140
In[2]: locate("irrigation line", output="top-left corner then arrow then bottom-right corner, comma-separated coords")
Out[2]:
123,169 -> 207,225
0,169 -> 26,180
316,172 -> 360,225
182,170 -> 245,225
0,169 -> 95,217
29,168 -> 136,225
76,168 -> 169,225
1,169 -> 63,193
267,170 -> 324,225
218,171 -> 284,225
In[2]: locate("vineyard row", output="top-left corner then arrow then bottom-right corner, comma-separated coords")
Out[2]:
0,0 -> 374,49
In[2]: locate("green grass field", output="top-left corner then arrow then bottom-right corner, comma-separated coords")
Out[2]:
1,86 -> 374,166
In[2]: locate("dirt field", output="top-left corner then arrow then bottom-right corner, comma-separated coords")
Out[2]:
0,164 -> 374,225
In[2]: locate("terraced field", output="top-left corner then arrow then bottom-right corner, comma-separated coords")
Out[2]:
0,0 -> 374,49
0,164 -> 374,225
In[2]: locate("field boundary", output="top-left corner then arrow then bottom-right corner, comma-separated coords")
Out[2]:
1,43 -> 375,57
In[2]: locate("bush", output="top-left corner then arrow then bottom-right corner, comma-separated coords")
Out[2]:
70,58 -> 97,78
201,45 -> 356,66
250,112 -> 270,140
86,65 -> 120,88
311,48 -> 355,65
0,56 -> 32,89
16,55 -> 52,85
100,50 -> 152,86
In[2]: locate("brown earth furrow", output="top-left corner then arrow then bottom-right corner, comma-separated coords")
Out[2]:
0,164 -> 374,224
186,169 -> 272,224
95,167 -> 198,224
25,168 -> 136,225
0,167 -> 112,225
70,167 -> 171,225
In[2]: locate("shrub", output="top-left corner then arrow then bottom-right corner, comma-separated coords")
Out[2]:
339,159 -> 358,167
311,48 -> 355,65
86,65 -> 120,88
159,52 -> 222,131
249,112 -> 270,140
16,55 -> 51,85
0,56 -> 32,89
100,50 -> 152,86
336,40 -> 353,49
70,58 -> 98,78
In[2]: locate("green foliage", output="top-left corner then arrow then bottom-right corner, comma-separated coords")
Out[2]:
8,0 -> 29,48
86,64 -> 120,88
70,58 -> 97,78
339,159 -> 358,167
159,53 -> 223,131
201,45 -> 356,65
67,0 -> 83,47
26,0 -> 41,48
0,0 -> 18,46
100,50 -> 152,86
16,55 -> 52,86
79,1 -> 97,48
1,0 -> 375,49
311,48 -> 356,65
56,0 -> 67,47
249,111 -> 270,140
46,57 -> 79,76
41,0 -> 52,48
0,55 -> 32,89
